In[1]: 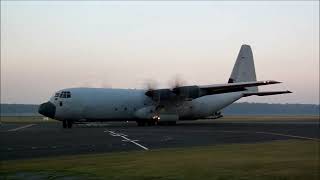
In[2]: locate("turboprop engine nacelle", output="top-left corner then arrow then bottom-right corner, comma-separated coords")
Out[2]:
172,85 -> 204,99
145,89 -> 174,101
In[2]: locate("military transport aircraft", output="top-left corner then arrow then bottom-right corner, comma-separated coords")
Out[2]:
38,45 -> 291,128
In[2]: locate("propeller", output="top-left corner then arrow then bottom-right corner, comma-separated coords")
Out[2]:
144,75 -> 187,97
169,75 -> 186,94
144,79 -> 158,97
144,79 -> 157,91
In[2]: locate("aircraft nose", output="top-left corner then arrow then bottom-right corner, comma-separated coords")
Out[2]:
38,101 -> 56,119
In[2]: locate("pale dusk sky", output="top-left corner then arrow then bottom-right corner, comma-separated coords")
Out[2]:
1,1 -> 319,104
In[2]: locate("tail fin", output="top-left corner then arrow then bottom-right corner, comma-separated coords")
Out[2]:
228,44 -> 258,92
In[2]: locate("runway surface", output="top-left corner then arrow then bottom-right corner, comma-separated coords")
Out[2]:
1,119 -> 319,160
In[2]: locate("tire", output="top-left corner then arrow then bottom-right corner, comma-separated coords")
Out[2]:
137,121 -> 146,126
67,120 -> 73,128
62,120 -> 67,128
147,121 -> 156,126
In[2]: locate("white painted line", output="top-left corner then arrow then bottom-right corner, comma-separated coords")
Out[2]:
120,135 -> 149,151
107,130 -> 149,151
7,124 -> 36,132
122,139 -> 139,142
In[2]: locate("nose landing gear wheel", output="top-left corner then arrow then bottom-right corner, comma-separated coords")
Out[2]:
62,120 -> 67,128
62,120 -> 73,128
67,120 -> 73,128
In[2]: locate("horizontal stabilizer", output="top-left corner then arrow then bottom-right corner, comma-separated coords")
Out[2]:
243,91 -> 292,97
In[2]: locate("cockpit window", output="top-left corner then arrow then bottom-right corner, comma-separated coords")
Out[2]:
57,91 -> 71,98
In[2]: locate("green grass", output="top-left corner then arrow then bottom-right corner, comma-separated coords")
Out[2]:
1,140 -> 319,180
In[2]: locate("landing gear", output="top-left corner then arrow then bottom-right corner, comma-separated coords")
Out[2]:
136,120 -> 157,126
62,120 -> 73,128
67,120 -> 73,128
63,120 -> 67,128
136,120 -> 177,126
137,121 -> 146,126
147,121 -> 156,126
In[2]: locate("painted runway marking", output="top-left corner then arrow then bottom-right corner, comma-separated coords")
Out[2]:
219,130 -> 319,141
107,130 -> 149,150
7,124 -> 36,132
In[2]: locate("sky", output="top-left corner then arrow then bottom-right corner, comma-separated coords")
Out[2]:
1,1 -> 319,104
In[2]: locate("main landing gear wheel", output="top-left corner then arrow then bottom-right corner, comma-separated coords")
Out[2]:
137,121 -> 146,126
136,120 -> 158,126
147,121 -> 156,126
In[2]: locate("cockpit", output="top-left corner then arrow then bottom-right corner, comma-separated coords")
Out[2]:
54,91 -> 72,99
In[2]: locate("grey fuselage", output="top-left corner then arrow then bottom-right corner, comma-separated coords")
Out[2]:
48,88 -> 243,122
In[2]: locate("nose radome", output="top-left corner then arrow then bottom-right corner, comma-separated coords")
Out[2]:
38,101 -> 56,119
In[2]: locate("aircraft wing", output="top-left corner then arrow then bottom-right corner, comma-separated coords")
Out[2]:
145,80 -> 284,101
198,80 -> 281,94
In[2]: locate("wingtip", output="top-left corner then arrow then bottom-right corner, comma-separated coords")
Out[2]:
265,80 -> 282,84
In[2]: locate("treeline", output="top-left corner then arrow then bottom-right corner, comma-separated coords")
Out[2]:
0,103 -> 319,116
222,103 -> 319,115
1,104 -> 39,116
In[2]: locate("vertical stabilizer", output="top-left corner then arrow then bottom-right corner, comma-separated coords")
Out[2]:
228,44 -> 258,92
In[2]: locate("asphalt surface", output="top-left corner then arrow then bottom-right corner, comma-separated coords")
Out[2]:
1,119 -> 319,160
